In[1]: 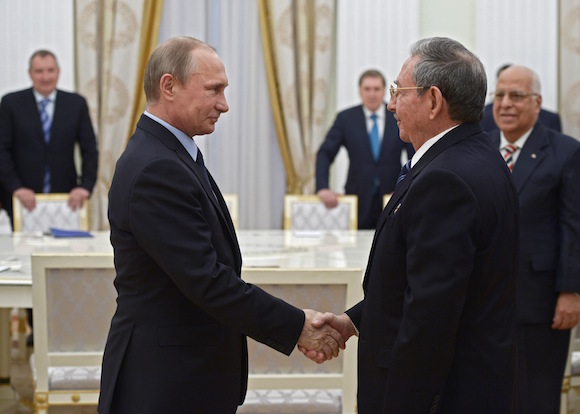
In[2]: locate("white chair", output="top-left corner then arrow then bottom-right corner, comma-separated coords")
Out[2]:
240,267 -> 362,414
561,325 -> 580,413
30,254 -> 115,413
12,193 -> 89,234
222,193 -> 239,229
283,195 -> 357,232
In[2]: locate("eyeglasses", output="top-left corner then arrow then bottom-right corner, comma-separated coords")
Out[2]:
389,84 -> 427,98
491,91 -> 539,102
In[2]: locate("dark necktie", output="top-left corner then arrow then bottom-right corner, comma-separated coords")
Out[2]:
196,149 -> 212,188
39,99 -> 51,192
396,160 -> 411,188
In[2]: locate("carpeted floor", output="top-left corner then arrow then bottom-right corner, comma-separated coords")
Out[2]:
4,341 -> 580,414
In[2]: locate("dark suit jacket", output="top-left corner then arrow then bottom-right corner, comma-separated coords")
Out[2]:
0,88 -> 98,218
481,103 -> 561,133
315,104 -> 414,229
346,123 -> 519,413
489,124 -> 580,324
98,115 -> 305,414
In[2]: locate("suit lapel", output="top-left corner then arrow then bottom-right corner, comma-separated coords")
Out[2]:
25,89 -> 45,145
137,115 -> 240,261
511,124 -> 548,193
363,123 -> 480,292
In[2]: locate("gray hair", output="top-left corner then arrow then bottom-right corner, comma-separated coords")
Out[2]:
29,50 -> 59,70
144,36 -> 216,103
410,37 -> 487,123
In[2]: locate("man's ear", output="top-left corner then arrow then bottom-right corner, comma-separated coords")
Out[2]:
428,86 -> 445,120
159,74 -> 176,101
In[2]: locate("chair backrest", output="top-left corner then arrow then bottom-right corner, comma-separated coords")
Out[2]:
31,253 -> 116,411
12,193 -> 89,233
222,193 -> 239,229
283,195 -> 357,231
242,267 -> 362,414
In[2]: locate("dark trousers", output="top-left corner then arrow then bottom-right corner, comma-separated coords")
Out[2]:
517,323 -> 570,414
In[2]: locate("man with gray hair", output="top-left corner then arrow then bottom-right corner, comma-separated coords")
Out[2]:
304,37 -> 519,413
489,64 -> 580,414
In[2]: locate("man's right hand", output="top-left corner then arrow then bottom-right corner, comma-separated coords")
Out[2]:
317,189 -> 340,209
14,188 -> 36,211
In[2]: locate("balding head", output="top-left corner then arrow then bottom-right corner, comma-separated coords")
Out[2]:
492,65 -> 542,142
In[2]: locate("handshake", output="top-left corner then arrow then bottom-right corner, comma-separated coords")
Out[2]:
297,309 -> 358,363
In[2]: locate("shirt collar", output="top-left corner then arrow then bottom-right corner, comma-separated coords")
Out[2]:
410,124 -> 460,168
500,126 -> 534,150
363,104 -> 386,119
33,89 -> 57,103
144,111 -> 199,161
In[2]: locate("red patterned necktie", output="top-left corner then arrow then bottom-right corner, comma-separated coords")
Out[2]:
502,144 -> 519,172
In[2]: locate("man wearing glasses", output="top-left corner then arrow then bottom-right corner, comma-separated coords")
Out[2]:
481,64 -> 561,133
489,64 -> 580,414
304,37 -> 520,413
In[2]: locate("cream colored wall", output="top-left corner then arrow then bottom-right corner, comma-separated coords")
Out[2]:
419,0 -> 476,50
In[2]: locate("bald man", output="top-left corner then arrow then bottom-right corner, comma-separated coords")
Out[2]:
489,65 -> 580,414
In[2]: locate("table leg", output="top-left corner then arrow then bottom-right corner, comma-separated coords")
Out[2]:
0,308 -> 11,382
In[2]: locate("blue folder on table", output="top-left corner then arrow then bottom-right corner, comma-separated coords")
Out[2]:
50,228 -> 93,238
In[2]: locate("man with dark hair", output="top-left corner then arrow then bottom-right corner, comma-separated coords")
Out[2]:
315,69 -> 414,229
0,49 -> 98,223
305,37 -> 519,413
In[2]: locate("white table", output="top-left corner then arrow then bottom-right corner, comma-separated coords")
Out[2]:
0,229 -> 374,404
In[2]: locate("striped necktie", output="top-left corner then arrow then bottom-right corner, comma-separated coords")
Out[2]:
39,99 -> 51,144
396,160 -> 411,188
502,144 -> 519,172
39,99 -> 51,192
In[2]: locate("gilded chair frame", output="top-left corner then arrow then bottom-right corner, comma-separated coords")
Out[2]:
12,193 -> 89,233
283,195 -> 358,231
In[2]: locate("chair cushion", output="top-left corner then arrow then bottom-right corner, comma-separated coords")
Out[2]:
30,354 -> 101,390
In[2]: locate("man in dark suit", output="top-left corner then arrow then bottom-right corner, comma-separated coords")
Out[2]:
315,69 -> 414,229
481,63 -> 561,133
0,49 -> 98,222
98,36 -> 344,414
489,65 -> 580,414
304,37 -> 519,413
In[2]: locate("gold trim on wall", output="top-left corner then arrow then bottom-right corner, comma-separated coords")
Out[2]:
127,0 -> 164,147
258,0 -> 299,194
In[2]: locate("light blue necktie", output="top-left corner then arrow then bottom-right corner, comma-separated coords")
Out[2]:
39,99 -> 51,192
396,160 -> 411,188
369,114 -> 380,161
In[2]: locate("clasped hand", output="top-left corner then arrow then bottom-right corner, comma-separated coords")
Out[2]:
297,310 -> 358,364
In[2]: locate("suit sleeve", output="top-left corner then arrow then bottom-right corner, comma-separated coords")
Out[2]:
128,158 -> 305,355
385,169 -> 480,405
76,96 -> 98,193
556,145 -> 580,292
315,114 -> 346,191
0,95 -> 23,193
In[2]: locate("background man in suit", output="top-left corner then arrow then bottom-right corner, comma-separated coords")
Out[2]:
304,37 -> 519,413
481,63 -> 561,133
0,49 -> 98,346
489,65 -> 580,414
0,49 -> 98,222
98,36 -> 344,414
315,69 -> 414,229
